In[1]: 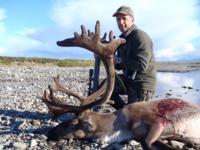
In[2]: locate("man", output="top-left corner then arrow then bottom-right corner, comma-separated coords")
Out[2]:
111,6 -> 157,109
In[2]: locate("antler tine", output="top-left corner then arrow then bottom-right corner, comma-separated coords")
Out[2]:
51,75 -> 113,106
51,75 -> 85,102
42,90 -> 64,116
74,32 -> 80,38
46,86 -> 83,113
109,31 -> 113,41
100,32 -> 108,43
88,29 -> 94,38
93,20 -> 100,41
42,89 -> 58,105
42,90 -> 49,101
47,85 -> 63,105
102,32 -> 107,40
81,25 -> 87,36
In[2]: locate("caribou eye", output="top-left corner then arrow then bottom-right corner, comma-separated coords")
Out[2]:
82,121 -> 94,132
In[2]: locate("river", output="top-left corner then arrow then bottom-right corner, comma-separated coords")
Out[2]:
155,71 -> 200,104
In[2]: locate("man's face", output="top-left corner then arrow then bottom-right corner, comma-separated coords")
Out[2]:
116,13 -> 134,33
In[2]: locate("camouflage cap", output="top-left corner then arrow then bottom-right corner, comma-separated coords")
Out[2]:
112,6 -> 134,17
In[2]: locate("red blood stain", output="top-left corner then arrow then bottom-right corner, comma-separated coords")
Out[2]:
155,99 -> 188,125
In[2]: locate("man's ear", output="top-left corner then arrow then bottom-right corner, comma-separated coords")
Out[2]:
131,16 -> 134,22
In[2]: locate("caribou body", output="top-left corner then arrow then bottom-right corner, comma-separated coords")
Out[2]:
42,21 -> 200,150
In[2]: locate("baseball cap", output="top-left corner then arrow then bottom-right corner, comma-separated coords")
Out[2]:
112,6 -> 134,17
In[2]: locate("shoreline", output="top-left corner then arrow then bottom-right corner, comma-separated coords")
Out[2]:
1,56 -> 200,72
156,63 -> 200,73
1,62 -> 200,73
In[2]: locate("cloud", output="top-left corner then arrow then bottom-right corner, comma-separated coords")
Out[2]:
0,8 -> 53,57
51,0 -> 134,34
50,0 -> 200,61
0,0 -> 200,60
17,28 -> 43,36
0,8 -> 6,33
0,8 -> 8,54
0,34 -> 43,56
156,43 -> 196,61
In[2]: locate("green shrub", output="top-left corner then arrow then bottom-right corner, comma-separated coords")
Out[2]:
0,59 -> 12,65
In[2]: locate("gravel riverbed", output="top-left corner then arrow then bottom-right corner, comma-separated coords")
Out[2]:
0,66 -> 144,150
0,65 -> 199,150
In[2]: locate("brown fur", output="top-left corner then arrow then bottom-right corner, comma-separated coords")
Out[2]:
47,98 -> 200,149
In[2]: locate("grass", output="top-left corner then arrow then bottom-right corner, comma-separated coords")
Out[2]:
1,56 -> 200,67
0,56 -> 94,67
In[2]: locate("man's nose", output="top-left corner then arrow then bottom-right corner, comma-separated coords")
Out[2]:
118,19 -> 124,25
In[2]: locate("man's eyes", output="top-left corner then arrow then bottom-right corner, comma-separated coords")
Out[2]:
117,17 -> 128,21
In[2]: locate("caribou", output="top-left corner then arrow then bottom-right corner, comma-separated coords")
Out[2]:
41,21 -> 200,150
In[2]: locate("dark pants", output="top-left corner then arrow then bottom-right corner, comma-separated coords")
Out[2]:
109,74 -> 154,109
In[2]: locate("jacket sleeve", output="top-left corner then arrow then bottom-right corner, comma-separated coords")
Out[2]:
124,31 -> 153,72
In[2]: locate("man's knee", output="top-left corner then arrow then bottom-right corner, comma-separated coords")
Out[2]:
128,90 -> 154,103
139,90 -> 154,101
110,93 -> 125,109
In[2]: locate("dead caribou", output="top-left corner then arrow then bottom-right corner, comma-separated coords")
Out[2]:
41,21 -> 200,150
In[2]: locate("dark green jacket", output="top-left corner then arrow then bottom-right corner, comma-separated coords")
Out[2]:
116,25 -> 156,91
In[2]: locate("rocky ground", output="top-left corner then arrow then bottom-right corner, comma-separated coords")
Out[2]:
0,65 -> 199,150
0,66 -> 144,150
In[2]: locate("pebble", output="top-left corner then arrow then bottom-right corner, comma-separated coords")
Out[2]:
0,66 -> 198,149
12,142 -> 28,150
30,139 -> 38,147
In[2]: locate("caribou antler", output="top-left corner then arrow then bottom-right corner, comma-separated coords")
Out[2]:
42,21 -> 125,115
42,74 -> 109,116
51,75 -> 109,106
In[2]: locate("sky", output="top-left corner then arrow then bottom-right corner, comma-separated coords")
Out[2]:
0,0 -> 200,61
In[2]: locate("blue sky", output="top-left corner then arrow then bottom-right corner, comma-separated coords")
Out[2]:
0,0 -> 200,61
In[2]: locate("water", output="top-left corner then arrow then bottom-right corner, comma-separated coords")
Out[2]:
155,71 -> 200,104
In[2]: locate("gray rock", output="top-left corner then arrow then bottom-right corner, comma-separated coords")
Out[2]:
12,142 -> 29,150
